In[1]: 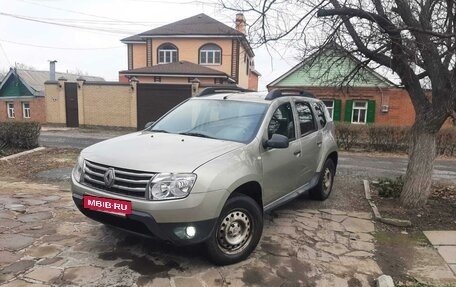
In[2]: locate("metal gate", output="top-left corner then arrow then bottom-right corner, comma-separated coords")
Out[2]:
136,83 -> 192,130
64,82 -> 79,127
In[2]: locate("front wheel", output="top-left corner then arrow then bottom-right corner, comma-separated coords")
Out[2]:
309,159 -> 335,201
206,195 -> 263,265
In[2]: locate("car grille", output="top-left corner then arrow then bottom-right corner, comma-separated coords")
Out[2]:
82,160 -> 155,199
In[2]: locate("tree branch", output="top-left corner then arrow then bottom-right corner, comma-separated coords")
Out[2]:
318,2 -> 431,113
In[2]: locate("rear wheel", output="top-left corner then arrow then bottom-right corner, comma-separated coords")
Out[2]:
309,159 -> 335,201
206,195 -> 263,265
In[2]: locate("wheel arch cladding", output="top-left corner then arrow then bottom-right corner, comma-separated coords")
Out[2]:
328,151 -> 338,168
229,181 -> 263,211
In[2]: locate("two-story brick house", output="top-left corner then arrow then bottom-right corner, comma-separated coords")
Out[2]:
119,13 -> 260,91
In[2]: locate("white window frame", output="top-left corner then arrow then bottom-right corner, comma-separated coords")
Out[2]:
351,100 -> 368,124
200,46 -> 221,65
322,100 -> 334,119
7,102 -> 15,118
22,102 -> 30,118
158,47 -> 178,64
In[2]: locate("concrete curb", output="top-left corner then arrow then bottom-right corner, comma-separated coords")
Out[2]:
376,275 -> 395,287
363,179 -> 412,227
0,147 -> 46,162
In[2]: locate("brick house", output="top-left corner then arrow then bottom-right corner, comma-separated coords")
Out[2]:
268,45 -> 454,127
1,65 -> 103,123
119,13 -> 260,91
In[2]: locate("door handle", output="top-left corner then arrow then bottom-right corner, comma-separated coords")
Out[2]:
293,150 -> 301,156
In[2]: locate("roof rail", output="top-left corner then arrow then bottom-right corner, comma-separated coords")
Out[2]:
265,89 -> 316,100
196,86 -> 252,97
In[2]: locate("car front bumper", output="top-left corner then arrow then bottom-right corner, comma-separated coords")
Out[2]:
72,194 -> 217,245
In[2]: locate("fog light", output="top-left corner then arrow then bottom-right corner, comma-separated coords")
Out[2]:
185,226 -> 196,238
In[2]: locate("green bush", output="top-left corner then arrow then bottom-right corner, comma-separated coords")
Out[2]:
334,124 -> 455,156
334,123 -> 365,150
367,125 -> 409,152
0,122 -> 41,149
372,176 -> 404,198
436,128 -> 456,156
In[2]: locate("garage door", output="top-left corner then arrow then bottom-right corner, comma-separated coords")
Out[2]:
136,83 -> 192,130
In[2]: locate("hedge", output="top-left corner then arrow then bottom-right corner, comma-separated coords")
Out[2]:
0,122 -> 41,149
335,123 -> 456,156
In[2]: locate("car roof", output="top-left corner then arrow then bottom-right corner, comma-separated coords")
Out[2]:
193,89 -> 322,105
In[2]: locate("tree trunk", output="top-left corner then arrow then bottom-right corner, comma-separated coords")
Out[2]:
400,125 -> 437,208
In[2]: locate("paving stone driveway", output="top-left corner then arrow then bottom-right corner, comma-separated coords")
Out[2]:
0,180 -> 381,287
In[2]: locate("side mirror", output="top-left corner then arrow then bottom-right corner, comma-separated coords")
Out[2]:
144,121 -> 155,129
263,134 -> 289,149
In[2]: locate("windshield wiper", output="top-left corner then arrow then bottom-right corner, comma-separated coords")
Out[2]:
150,129 -> 169,133
179,132 -> 215,139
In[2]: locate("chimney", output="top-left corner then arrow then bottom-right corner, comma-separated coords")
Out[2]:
49,60 -> 57,81
235,13 -> 246,34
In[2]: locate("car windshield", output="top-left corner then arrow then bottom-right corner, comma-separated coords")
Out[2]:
150,99 -> 268,143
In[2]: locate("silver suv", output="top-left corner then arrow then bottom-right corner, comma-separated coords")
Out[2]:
71,88 -> 338,265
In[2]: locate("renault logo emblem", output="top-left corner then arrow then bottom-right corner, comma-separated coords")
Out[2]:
104,168 -> 115,188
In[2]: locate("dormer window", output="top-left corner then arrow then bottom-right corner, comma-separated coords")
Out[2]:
158,43 -> 178,64
200,44 -> 221,65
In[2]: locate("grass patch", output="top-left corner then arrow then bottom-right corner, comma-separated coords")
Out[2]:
373,231 -> 430,247
372,176 -> 404,198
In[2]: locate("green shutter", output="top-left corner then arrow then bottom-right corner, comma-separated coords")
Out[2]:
344,100 -> 353,123
367,100 -> 376,124
333,99 -> 341,121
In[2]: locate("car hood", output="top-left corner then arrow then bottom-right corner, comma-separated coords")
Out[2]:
81,132 -> 244,172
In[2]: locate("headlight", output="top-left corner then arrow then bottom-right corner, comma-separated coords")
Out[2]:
147,173 -> 196,200
72,156 -> 85,183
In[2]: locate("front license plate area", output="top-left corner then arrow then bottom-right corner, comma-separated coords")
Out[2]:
83,195 -> 132,216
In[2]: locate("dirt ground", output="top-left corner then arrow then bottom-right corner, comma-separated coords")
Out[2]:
0,148 -> 79,182
370,183 -> 456,286
373,185 -> 456,232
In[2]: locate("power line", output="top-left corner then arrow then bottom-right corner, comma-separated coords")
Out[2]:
0,39 -> 123,50
17,0 -> 146,26
0,12 -> 136,35
16,0 -> 234,26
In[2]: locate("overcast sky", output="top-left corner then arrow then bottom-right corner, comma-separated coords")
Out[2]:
0,0 -> 301,90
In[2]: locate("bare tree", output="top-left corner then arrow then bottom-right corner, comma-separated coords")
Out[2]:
14,63 -> 36,70
223,0 -> 456,208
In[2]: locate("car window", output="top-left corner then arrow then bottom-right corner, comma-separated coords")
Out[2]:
295,102 -> 317,136
313,102 -> 327,128
268,102 -> 295,141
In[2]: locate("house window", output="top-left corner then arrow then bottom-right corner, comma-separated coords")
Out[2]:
200,44 -> 221,65
323,100 -> 334,119
214,78 -> 224,84
352,101 -> 368,124
6,102 -> 15,118
22,102 -> 30,118
154,76 -> 161,82
158,44 -> 178,64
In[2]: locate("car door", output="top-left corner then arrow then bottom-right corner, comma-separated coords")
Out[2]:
261,102 -> 302,204
294,101 -> 321,188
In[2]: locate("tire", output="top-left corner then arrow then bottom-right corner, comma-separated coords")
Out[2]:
309,159 -> 335,201
206,195 -> 263,265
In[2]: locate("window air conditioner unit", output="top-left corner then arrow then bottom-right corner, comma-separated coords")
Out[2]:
381,105 -> 389,113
